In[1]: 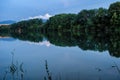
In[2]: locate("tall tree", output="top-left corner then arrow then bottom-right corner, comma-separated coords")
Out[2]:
108,2 -> 120,26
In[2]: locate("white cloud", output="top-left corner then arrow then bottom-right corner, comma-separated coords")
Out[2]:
27,41 -> 51,47
29,13 -> 52,20
21,13 -> 52,21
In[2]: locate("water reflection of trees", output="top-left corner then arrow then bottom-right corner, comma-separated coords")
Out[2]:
10,31 -> 44,42
43,30 -> 119,57
0,28 -> 119,57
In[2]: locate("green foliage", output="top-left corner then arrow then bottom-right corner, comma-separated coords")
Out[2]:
109,1 -> 120,14
45,14 -> 76,30
10,19 -> 43,32
109,2 -> 120,26
75,9 -> 96,26
0,25 -> 11,36
110,12 -> 120,26
0,25 -> 10,32
94,8 -> 108,24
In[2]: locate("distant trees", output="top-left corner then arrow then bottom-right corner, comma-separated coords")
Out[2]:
45,14 -> 76,31
10,19 -> 43,32
94,8 -> 108,25
109,2 -> 120,26
9,2 -> 120,32
109,2 -> 120,15
0,25 -> 10,37
75,9 -> 96,26
0,25 -> 10,33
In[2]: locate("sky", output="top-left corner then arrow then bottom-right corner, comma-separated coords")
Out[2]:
0,0 -> 119,21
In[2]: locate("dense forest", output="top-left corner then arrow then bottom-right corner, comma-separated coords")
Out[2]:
0,2 -> 120,57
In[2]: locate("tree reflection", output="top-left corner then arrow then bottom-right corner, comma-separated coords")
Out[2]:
44,30 -> 119,57
0,28 -> 119,58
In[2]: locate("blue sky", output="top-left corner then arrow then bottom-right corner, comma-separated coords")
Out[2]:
0,0 -> 119,21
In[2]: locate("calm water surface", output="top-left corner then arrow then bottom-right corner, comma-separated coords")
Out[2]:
0,37 -> 120,80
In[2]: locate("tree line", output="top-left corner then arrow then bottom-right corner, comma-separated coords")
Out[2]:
44,2 -> 120,32
0,2 -> 119,32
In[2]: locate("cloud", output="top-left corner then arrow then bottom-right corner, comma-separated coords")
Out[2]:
29,13 -> 52,20
27,41 -> 51,47
22,13 -> 52,20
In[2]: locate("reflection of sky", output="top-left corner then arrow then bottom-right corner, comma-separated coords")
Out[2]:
0,0 -> 119,21
0,39 -> 120,80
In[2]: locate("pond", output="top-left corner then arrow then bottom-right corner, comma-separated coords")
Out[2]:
0,31 -> 120,80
